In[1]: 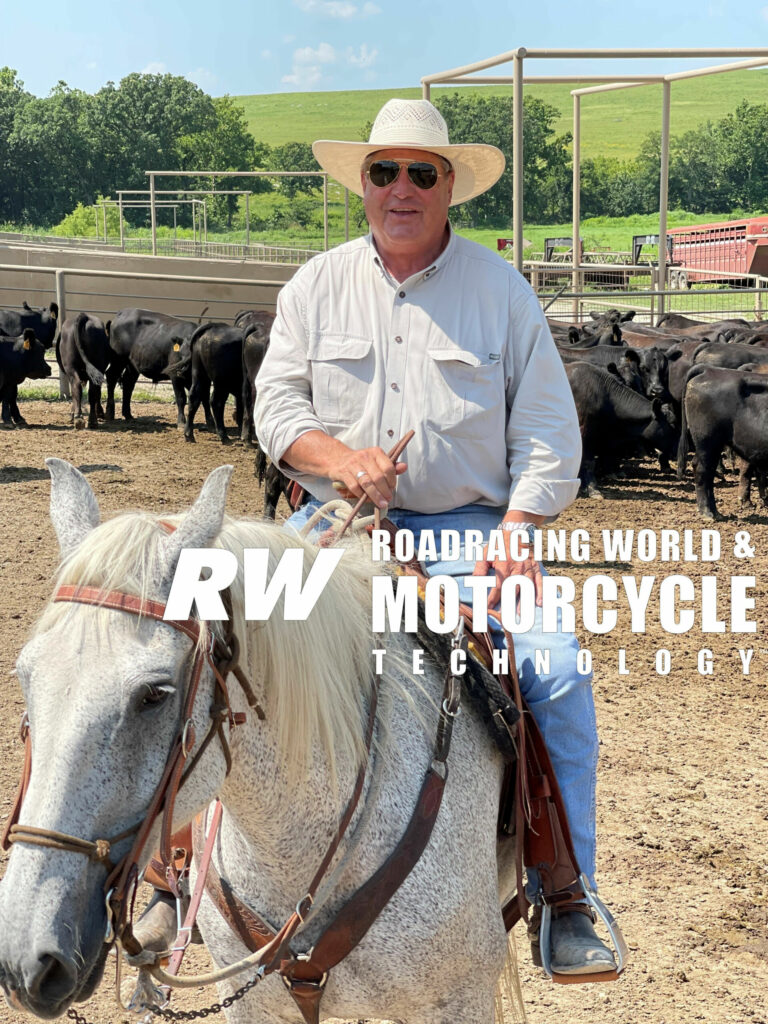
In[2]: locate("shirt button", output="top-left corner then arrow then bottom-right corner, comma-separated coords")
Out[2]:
387,429 -> 394,437
399,290 -> 406,298
390,383 -> 399,392
395,336 -> 403,344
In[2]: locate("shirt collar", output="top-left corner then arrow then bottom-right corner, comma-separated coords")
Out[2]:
368,222 -> 456,287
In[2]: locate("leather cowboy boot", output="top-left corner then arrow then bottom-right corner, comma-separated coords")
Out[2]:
529,904 -> 616,975
131,825 -> 201,954
131,890 -> 179,954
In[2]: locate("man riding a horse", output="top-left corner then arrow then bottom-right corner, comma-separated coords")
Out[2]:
252,97 -> 616,976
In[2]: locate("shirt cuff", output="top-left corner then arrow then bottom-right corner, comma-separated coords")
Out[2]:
507,477 -> 581,522
269,416 -> 330,475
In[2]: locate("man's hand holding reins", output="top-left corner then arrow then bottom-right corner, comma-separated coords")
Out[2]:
282,430 -> 406,508
472,513 -> 546,611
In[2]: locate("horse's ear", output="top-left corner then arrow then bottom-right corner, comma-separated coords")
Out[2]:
154,465 -> 234,592
46,458 -> 100,558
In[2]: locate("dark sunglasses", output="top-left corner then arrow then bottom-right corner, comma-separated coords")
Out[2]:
365,159 -> 448,191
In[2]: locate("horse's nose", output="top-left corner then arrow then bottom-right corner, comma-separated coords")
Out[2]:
24,951 -> 78,1016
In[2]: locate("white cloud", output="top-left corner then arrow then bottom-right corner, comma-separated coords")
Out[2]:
293,0 -> 380,15
295,0 -> 357,15
186,67 -> 218,91
282,42 -> 337,87
141,61 -> 168,75
86,61 -> 97,70
261,49 -> 273,60
761,4 -> 768,20
347,43 -> 378,70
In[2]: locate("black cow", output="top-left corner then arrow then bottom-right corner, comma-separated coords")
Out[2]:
239,311 -> 276,444
558,346 -> 644,393
691,341 -> 768,373
565,361 -> 677,497
634,346 -> 671,401
56,313 -> 112,429
656,313 -> 705,330
183,322 -> 244,444
254,450 -> 295,520
677,364 -> 768,519
107,308 -> 212,427
665,318 -> 750,340
0,302 -> 59,424
0,329 -> 51,425
0,301 -> 59,347
550,321 -> 623,348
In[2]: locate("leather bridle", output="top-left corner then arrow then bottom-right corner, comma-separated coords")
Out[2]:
1,582 -> 264,948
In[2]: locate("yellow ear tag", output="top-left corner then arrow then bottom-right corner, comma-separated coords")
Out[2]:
23,339 -> 31,350
173,343 -> 180,352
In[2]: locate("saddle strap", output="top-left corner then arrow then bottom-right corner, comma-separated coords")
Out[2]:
278,766 -> 447,1024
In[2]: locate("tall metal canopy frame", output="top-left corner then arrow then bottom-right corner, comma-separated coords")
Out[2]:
117,190 -> 252,247
143,170 -> 331,256
421,48 -> 768,314
99,199 -> 200,246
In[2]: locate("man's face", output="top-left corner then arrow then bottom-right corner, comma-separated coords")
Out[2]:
361,147 -> 454,257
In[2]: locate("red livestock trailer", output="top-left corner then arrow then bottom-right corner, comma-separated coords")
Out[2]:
667,216 -> 768,286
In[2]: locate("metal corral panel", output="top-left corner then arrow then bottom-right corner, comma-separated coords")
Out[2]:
0,243 -> 298,324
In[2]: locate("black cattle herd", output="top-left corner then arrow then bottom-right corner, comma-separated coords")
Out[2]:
1,300 -> 767,521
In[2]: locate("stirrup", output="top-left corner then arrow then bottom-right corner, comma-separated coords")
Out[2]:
539,874 -> 629,984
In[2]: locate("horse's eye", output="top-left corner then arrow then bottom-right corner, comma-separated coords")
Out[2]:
140,685 -> 170,710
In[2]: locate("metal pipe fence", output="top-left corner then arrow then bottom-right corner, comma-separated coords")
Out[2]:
0,231 -> 321,265
537,283 -> 768,324
120,237 -> 321,264
0,263 -> 286,328
4,255 -> 767,342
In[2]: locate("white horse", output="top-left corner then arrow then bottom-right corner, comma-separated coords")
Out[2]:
0,460 -> 520,1024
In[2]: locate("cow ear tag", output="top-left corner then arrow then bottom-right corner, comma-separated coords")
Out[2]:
23,338 -> 31,350
173,343 -> 180,352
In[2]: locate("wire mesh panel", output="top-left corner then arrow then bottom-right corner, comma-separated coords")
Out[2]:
535,283 -> 768,325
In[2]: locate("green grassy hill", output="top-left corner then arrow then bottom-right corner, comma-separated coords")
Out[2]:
233,69 -> 768,161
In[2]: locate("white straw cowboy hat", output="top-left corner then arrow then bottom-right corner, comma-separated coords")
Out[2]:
312,98 -> 505,207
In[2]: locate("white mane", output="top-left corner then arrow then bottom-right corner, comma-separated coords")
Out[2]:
34,512 -> 384,781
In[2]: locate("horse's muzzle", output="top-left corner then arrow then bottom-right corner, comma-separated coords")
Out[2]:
0,941 -> 108,1020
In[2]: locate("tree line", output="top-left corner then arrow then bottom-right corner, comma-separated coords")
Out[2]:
0,68 -> 318,229
1,67 -> 767,232
436,93 -> 768,226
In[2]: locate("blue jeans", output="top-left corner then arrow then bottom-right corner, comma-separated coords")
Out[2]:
284,500 -> 599,892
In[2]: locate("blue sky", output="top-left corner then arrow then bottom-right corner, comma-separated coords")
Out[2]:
2,0 -> 768,97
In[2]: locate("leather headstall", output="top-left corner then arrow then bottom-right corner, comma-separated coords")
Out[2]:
1,580 -> 264,953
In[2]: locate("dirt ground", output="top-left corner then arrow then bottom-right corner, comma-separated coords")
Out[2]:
0,396 -> 765,1024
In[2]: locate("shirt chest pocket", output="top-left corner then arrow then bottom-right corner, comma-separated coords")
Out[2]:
426,347 -> 505,440
308,334 -> 374,427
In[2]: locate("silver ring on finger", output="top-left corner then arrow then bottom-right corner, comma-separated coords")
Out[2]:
356,470 -> 367,480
